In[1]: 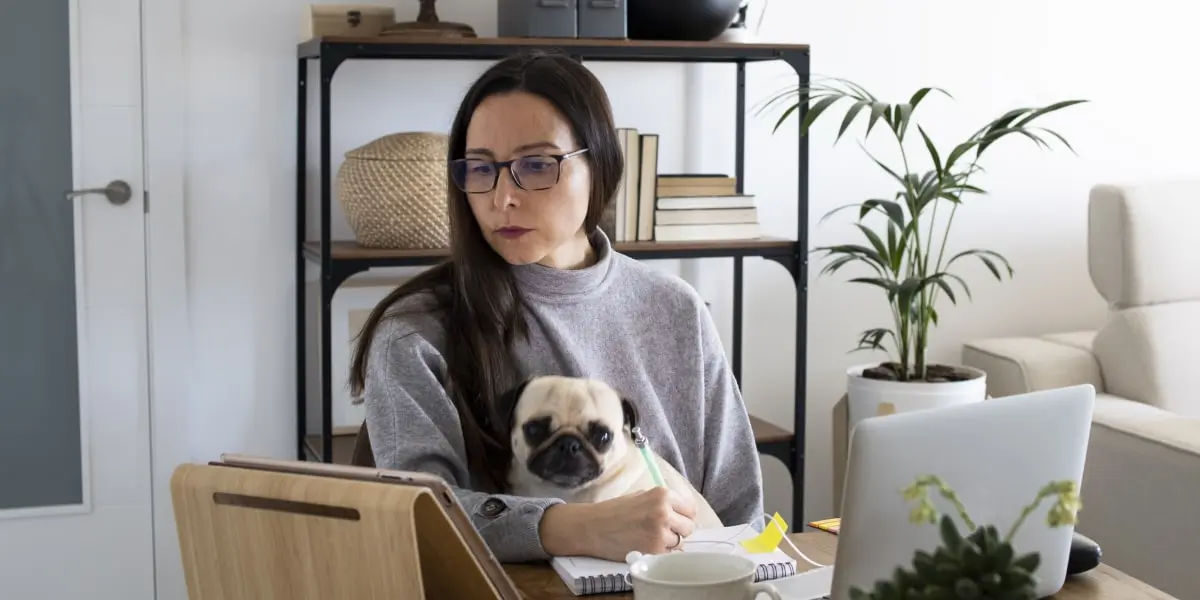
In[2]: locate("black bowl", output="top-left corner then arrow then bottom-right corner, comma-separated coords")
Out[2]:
627,0 -> 744,42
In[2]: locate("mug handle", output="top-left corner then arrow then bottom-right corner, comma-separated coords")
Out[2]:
750,582 -> 783,600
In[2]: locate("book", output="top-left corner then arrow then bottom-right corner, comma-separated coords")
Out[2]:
653,222 -> 761,242
656,174 -> 738,198
656,194 -> 756,210
654,207 -> 758,226
635,133 -> 659,241
549,524 -> 798,595
614,128 -> 640,241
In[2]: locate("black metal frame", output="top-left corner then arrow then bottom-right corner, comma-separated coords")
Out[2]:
296,37 -> 810,525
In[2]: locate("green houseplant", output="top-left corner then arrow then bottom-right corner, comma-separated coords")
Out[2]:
849,474 -> 1083,600
762,78 -> 1087,424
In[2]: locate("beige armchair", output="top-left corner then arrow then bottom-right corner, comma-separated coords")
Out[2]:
961,180 -> 1200,599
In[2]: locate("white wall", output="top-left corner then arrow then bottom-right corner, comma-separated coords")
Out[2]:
687,0 -> 1200,523
181,0 -> 1200,530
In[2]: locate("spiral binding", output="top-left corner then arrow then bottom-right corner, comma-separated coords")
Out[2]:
575,558 -> 797,593
579,573 -> 633,594
756,561 -> 798,581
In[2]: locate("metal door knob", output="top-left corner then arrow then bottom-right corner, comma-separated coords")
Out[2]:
64,179 -> 132,205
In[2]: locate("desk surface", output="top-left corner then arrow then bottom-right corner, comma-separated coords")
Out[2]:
505,532 -> 1174,599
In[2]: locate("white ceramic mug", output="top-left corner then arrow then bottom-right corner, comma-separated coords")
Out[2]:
627,551 -> 783,600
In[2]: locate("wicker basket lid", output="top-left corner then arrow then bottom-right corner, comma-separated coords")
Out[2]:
345,131 -> 449,162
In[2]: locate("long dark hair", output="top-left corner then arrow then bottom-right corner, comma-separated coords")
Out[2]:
348,50 -> 624,493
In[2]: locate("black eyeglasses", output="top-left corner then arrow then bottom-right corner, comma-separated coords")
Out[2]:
450,148 -> 589,194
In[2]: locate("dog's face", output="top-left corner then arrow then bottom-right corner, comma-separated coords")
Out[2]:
504,375 -> 637,490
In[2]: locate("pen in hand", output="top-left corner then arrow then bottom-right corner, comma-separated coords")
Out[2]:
631,426 -> 667,488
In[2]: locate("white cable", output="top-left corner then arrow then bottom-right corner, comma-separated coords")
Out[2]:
677,514 -> 827,568
781,532 -> 827,569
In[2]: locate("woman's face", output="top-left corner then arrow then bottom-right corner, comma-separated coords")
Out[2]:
462,90 -> 594,269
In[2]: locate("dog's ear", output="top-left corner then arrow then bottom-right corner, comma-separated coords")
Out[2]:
498,376 -> 535,432
621,397 -> 638,430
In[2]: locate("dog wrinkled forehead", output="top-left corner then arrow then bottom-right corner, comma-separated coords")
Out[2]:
512,375 -> 624,426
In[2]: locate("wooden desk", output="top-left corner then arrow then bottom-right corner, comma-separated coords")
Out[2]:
505,532 -> 1175,599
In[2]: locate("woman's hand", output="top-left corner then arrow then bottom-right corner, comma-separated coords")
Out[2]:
539,487 -> 699,562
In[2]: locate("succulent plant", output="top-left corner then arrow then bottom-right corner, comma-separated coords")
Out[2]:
849,475 -> 1082,600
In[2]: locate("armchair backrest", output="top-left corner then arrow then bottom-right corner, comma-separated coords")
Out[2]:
1088,180 -> 1200,416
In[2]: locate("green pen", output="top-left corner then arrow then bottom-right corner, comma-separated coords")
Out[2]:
631,426 -> 666,488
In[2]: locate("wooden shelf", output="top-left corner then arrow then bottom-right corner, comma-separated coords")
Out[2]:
749,415 -> 793,445
298,35 -> 809,64
303,237 -> 797,269
303,426 -> 362,466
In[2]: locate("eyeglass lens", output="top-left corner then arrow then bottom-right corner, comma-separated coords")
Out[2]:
452,155 -> 561,193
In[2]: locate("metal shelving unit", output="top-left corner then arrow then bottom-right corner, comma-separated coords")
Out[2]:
295,35 -> 810,524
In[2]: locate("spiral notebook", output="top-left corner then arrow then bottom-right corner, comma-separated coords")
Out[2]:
550,524 -> 798,595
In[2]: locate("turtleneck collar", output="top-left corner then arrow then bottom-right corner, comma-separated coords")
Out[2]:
511,228 -> 616,303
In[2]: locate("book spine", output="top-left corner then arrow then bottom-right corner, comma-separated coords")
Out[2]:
579,573 -> 632,594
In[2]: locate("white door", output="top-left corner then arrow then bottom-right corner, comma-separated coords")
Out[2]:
0,0 -> 155,599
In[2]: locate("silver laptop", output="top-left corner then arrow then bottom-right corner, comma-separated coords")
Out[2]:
823,384 -> 1095,599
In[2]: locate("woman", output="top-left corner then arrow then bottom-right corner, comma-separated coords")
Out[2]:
349,50 -> 764,564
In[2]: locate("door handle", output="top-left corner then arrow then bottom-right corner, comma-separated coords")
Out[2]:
64,179 -> 132,206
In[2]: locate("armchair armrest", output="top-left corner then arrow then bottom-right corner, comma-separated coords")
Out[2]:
1092,394 -> 1200,463
961,332 -> 1104,398
1078,394 -> 1200,599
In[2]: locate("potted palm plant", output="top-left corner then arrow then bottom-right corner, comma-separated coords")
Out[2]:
763,78 -> 1086,430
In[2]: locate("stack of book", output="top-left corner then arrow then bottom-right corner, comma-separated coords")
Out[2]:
597,127 -> 761,243
599,127 -> 655,242
653,174 -> 760,242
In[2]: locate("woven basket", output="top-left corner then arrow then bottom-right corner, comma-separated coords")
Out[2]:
337,131 -> 450,249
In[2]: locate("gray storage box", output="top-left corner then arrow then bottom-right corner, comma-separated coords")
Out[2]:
497,0 -> 578,38
578,0 -> 626,39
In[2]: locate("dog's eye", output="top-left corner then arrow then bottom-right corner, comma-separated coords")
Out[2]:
588,423 -> 613,451
522,417 -> 552,445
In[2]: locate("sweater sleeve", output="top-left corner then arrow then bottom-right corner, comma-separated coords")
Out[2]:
695,302 -> 767,530
360,311 -> 564,564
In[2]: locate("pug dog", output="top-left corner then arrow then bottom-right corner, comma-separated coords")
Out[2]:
502,374 -> 724,530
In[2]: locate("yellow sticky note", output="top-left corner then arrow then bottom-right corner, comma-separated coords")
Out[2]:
740,512 -> 789,553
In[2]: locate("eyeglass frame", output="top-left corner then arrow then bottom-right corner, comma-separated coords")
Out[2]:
449,148 -> 590,194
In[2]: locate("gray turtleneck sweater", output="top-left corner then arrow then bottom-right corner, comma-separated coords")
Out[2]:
360,231 -> 765,563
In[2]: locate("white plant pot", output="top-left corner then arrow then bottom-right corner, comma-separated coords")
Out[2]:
845,363 -> 988,438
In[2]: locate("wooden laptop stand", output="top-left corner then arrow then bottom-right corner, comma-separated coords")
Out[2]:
170,462 -> 505,599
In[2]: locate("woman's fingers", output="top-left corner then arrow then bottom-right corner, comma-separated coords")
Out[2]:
667,507 -> 696,541
667,488 -> 699,520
